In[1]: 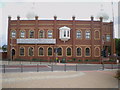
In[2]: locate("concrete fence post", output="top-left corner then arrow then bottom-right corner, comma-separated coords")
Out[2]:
76,64 -> 77,71
3,64 -> 5,73
64,64 -> 66,72
37,64 -> 39,72
21,64 -> 23,72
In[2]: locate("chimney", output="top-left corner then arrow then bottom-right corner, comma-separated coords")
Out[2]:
99,17 -> 103,22
54,15 -> 57,20
8,16 -> 11,21
91,16 -> 94,21
17,16 -> 20,20
35,16 -> 38,20
72,16 -> 75,20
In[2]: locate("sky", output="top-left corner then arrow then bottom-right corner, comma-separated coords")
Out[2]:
0,0 -> 119,47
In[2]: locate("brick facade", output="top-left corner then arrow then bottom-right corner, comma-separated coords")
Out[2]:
7,16 -> 115,63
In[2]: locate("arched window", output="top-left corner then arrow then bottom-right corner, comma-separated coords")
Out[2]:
76,30 -> 81,38
48,30 -> 53,38
94,47 -> 100,57
77,48 -> 81,56
29,30 -> 34,38
57,47 -> 62,56
94,30 -> 100,39
48,47 -> 52,56
106,35 -> 110,41
39,47 -> 44,56
20,31 -> 25,38
11,30 -> 16,38
39,30 -> 44,38
67,47 -> 71,56
29,47 -> 34,56
85,31 -> 90,39
20,47 -> 24,56
86,48 -> 90,56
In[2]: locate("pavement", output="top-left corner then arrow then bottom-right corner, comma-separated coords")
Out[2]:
2,70 -> 119,88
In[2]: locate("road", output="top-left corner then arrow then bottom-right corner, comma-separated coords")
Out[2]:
1,63 -> 120,73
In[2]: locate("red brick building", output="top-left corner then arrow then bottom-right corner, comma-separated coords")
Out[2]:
7,16 -> 115,63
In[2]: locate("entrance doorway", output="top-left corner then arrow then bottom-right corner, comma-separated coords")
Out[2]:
11,49 -> 15,60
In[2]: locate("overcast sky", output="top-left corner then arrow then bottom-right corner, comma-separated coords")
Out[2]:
0,0 -> 119,46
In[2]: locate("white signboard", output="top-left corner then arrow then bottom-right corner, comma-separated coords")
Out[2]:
17,39 -> 56,44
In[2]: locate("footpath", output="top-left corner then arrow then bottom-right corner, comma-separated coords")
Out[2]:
2,70 -> 119,88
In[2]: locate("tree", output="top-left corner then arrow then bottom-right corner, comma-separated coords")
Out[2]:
115,38 -> 120,56
2,45 -> 7,52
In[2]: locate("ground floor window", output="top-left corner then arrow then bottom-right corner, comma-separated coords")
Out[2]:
20,47 -> 24,56
48,47 -> 52,56
77,48 -> 81,56
57,47 -> 62,56
39,47 -> 44,56
85,48 -> 90,56
67,47 -> 71,56
29,47 -> 34,56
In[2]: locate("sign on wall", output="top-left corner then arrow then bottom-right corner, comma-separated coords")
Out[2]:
17,39 -> 56,44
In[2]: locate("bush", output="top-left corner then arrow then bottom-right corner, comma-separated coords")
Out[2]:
15,58 -> 27,61
85,59 -> 89,62
61,58 -> 66,63
67,60 -> 73,62
115,70 -> 120,80
78,60 -> 82,62
109,59 -> 116,62
92,59 -> 99,62
32,58 -> 48,62
72,58 -> 76,61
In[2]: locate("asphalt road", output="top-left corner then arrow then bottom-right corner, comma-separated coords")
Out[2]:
1,64 -> 119,73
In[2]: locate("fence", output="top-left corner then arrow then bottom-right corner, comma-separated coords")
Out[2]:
1,62 -> 120,73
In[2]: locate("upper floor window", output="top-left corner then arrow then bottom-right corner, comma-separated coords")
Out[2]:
59,26 -> 71,42
85,31 -> 90,39
20,31 -> 25,38
11,30 -> 16,38
76,30 -> 82,38
94,30 -> 100,40
48,30 -> 53,38
39,30 -> 44,38
20,47 -> 24,56
106,35 -> 110,41
64,31 -> 66,37
29,30 -> 34,38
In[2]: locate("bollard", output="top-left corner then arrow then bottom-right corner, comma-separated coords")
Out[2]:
21,64 -> 23,72
37,64 -> 39,72
64,64 -> 66,72
76,64 -> 77,71
3,64 -> 5,73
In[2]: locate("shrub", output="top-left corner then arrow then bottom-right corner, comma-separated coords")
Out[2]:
67,60 -> 73,62
78,60 -> 82,62
92,59 -> 99,62
72,58 -> 76,61
115,70 -> 120,80
15,58 -> 27,61
32,58 -> 48,62
85,59 -> 89,62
